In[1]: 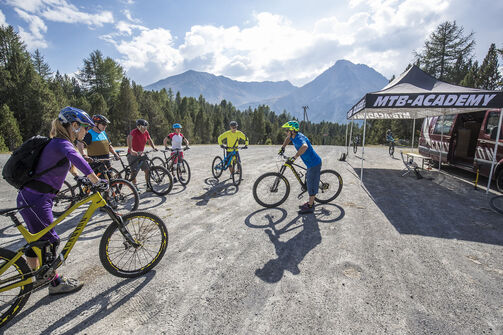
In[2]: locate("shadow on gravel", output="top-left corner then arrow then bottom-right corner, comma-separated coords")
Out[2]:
191,177 -> 238,206
2,270 -> 156,334
357,167 -> 503,246
138,193 -> 167,210
245,204 -> 345,283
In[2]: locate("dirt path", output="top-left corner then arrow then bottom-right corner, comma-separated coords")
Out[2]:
0,145 -> 502,334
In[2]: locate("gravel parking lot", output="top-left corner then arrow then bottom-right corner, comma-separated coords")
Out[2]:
0,145 -> 502,334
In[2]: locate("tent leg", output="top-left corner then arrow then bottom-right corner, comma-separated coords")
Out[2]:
486,108 -> 503,194
348,121 -> 354,156
361,112 -> 367,184
411,118 -> 416,152
439,112 -> 446,173
345,122 -> 349,155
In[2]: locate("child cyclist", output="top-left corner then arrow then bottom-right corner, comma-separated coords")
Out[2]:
163,123 -> 190,183
16,107 -> 106,295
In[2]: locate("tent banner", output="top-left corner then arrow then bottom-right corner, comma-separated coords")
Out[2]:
368,92 -> 502,110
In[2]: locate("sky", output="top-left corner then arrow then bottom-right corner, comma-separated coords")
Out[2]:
0,0 -> 502,87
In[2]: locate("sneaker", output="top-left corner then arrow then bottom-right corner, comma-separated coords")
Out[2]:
48,277 -> 83,295
299,203 -> 314,214
173,177 -> 178,183
298,202 -> 309,209
179,176 -> 185,182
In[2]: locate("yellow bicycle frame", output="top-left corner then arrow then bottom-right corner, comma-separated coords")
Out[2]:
0,192 -> 106,293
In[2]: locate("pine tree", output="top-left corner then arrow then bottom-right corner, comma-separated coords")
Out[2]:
31,49 -> 52,80
415,21 -> 475,81
477,43 -> 501,90
0,104 -> 22,150
460,61 -> 479,88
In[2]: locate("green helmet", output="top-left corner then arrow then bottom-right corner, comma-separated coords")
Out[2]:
282,120 -> 299,132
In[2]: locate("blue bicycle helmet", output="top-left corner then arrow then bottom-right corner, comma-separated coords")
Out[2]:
173,123 -> 182,129
58,107 -> 95,127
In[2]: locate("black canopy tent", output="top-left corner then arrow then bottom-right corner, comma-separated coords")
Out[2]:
346,65 -> 503,193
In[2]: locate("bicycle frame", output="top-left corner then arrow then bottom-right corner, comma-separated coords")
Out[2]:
0,192 -> 133,293
277,157 -> 307,190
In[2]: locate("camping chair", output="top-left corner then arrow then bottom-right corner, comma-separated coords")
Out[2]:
400,151 -> 423,179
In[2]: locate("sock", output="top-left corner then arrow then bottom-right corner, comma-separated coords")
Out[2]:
51,273 -> 62,287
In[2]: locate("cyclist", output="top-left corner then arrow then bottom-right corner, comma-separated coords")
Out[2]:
127,119 -> 158,190
217,120 -> 248,176
15,106 -> 104,295
278,120 -> 322,214
163,123 -> 190,183
77,114 -> 120,171
386,129 -> 394,143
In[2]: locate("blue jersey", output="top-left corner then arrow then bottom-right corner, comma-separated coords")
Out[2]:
291,132 -> 321,168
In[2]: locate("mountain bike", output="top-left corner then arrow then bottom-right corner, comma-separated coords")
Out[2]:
113,150 -> 173,196
387,137 -> 395,157
490,195 -> 503,215
0,178 -> 168,328
52,158 -> 139,216
211,145 -> 246,186
151,147 -> 191,186
252,154 -> 343,208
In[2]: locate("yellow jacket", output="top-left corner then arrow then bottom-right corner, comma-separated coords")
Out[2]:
218,130 -> 249,151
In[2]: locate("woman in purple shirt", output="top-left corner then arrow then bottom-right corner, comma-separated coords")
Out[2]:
16,107 -> 101,295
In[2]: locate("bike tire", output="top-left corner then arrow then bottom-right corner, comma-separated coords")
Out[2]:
52,180 -> 76,217
353,142 -> 357,154
151,157 -> 165,168
212,156 -> 223,178
176,159 -> 191,186
99,211 -> 168,278
389,142 -> 395,156
0,248 -> 33,328
315,169 -> 343,204
147,165 -> 173,196
106,179 -> 140,215
252,172 -> 290,208
489,195 -> 503,215
232,161 -> 242,186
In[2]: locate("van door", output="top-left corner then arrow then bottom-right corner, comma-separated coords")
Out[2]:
475,110 -> 503,177
429,114 -> 456,163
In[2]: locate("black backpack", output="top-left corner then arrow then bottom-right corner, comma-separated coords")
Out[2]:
2,136 -> 67,191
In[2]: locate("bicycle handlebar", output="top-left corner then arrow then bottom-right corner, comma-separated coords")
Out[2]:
162,146 -> 190,152
74,176 -> 109,192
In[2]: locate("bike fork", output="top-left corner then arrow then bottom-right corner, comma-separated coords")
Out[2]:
102,205 -> 140,248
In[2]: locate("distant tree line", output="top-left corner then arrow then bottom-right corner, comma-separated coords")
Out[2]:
0,22 -> 501,152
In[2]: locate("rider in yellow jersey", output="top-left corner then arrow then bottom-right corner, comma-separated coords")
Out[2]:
217,120 -> 248,175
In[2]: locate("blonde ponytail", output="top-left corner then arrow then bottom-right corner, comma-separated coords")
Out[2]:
49,118 -> 78,175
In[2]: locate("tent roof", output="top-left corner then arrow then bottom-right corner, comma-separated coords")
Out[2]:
347,65 -> 503,120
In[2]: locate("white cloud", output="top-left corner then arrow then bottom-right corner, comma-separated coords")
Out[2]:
107,1 -> 453,86
122,9 -> 140,23
14,8 -> 48,50
0,9 -> 7,26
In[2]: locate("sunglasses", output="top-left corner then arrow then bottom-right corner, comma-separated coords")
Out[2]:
77,123 -> 91,131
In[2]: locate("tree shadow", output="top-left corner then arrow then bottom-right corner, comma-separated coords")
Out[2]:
2,270 -> 156,334
245,204 -> 345,283
191,177 -> 238,206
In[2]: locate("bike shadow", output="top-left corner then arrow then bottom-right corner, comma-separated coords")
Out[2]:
245,204 -> 345,283
191,177 -> 238,206
138,192 -> 167,210
2,270 -> 156,333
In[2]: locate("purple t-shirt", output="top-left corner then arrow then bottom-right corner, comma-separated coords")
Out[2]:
25,138 -> 93,193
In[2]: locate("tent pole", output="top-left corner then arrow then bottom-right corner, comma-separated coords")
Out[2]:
411,118 -> 416,152
486,108 -> 503,194
345,121 -> 349,155
439,112 -> 446,172
361,112 -> 367,183
349,121 -> 354,155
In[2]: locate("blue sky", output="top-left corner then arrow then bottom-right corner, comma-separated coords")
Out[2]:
0,0 -> 501,87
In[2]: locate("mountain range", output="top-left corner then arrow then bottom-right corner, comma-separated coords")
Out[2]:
145,60 -> 389,123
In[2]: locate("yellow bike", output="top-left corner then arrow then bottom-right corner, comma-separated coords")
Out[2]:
0,179 -> 168,327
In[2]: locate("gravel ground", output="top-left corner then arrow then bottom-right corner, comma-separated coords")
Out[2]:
0,145 -> 502,335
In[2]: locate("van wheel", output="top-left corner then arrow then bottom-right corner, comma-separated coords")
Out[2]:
496,170 -> 503,193
430,160 -> 440,169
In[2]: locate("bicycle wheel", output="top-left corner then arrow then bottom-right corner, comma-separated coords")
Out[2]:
99,211 -> 168,278
353,142 -> 357,154
105,179 -> 139,215
315,169 -> 343,204
52,181 -> 75,217
212,156 -> 223,178
232,161 -> 242,186
389,142 -> 395,156
489,195 -> 503,215
0,248 -> 33,328
253,172 -> 290,208
176,160 -> 191,186
147,166 -> 173,196
151,157 -> 165,168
